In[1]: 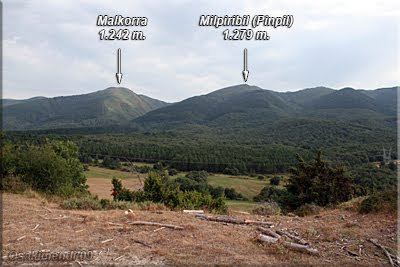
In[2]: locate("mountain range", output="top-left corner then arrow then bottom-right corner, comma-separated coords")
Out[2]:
2,85 -> 397,133
2,87 -> 168,130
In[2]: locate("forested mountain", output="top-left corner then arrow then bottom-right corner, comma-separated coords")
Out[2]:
134,84 -> 397,131
4,84 -> 397,174
2,87 -> 168,130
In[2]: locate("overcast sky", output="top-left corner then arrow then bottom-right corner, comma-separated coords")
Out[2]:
3,0 -> 399,102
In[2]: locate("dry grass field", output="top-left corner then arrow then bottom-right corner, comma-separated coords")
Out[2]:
2,192 -> 397,266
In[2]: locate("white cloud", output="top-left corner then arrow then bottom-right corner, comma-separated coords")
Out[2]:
3,0 -> 399,101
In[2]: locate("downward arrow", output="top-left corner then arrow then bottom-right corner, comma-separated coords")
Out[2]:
116,48 -> 123,84
242,48 -> 249,82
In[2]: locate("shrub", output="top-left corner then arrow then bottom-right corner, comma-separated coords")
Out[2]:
112,178 -> 145,202
111,173 -> 227,213
168,169 -> 178,176
257,175 -> 265,180
224,187 -> 245,200
359,187 -> 397,214
270,176 -> 281,186
61,196 -> 102,210
252,201 -> 281,215
153,162 -> 164,171
253,185 -> 292,205
101,156 -> 121,169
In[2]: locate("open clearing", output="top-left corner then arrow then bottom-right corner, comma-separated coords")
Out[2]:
85,166 -> 268,201
3,193 -> 397,266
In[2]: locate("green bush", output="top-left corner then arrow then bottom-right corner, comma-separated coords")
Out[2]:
101,156 -> 121,169
270,176 -> 281,186
111,172 -> 227,213
168,168 -> 178,176
224,187 -> 245,200
359,187 -> 397,214
253,185 -> 292,206
61,196 -> 102,210
5,141 -> 87,196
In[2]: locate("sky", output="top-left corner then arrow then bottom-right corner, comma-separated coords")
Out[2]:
3,0 -> 399,102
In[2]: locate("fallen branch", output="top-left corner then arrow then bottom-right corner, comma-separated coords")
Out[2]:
101,238 -> 113,244
39,215 -> 71,220
128,221 -> 184,230
276,230 -> 309,245
283,241 -> 319,255
258,234 -> 278,244
258,231 -> 318,255
245,219 -> 274,226
369,239 -> 398,267
257,227 -> 281,239
196,214 -> 273,226
183,210 -> 204,214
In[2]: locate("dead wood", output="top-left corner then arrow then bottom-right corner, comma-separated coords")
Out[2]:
133,239 -> 152,248
183,210 -> 204,214
128,221 -> 184,230
257,227 -> 281,239
196,214 -> 273,226
369,239 -> 398,266
101,238 -> 113,244
283,241 -> 319,255
276,229 -> 309,245
32,224 -> 40,231
258,234 -> 278,244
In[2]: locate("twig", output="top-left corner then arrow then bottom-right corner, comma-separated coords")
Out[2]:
32,224 -> 40,231
107,222 -> 124,226
17,236 -> 26,241
369,239 -> 396,266
42,207 -> 52,213
114,255 -> 124,261
101,238 -> 113,244
133,239 -> 151,248
344,247 -> 360,257
128,221 -> 184,230
153,227 -> 166,232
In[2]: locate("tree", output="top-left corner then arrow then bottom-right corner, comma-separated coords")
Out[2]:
143,171 -> 163,202
286,151 -> 354,209
14,141 -> 86,195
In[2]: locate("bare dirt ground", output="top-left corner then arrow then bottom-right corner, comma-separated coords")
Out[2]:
2,193 -> 397,266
